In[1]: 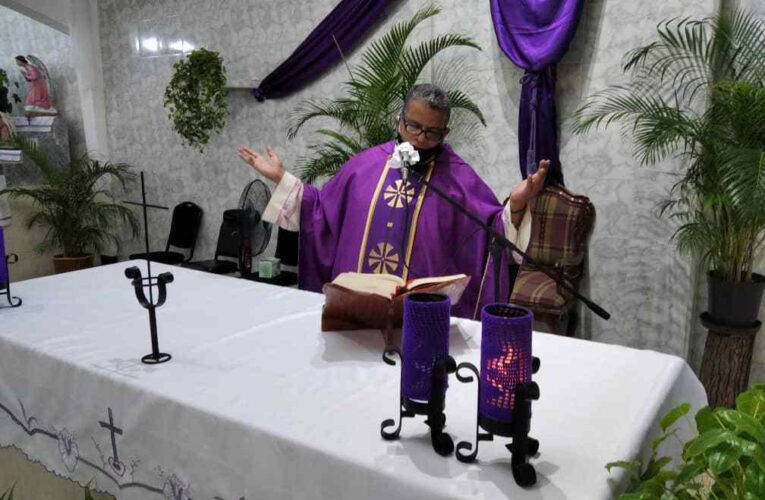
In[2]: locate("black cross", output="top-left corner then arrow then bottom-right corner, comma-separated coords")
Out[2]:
99,407 -> 124,473
124,171 -> 168,302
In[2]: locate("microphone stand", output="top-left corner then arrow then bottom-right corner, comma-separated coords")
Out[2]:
403,164 -> 610,321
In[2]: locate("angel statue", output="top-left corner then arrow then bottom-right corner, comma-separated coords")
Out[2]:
15,54 -> 57,115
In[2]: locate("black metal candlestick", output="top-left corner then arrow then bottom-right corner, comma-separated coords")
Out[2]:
124,172 -> 173,364
1,253 -> 21,308
452,303 -> 541,487
380,347 -> 457,456
454,357 -> 541,487
125,266 -> 173,363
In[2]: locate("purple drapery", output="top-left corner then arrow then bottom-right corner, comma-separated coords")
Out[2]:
251,0 -> 398,102
490,0 -> 584,184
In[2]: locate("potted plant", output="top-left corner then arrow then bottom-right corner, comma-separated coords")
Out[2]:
0,68 -> 11,114
572,11 -> 765,406
607,385 -> 765,499
288,3 -> 486,182
164,48 -> 228,152
1,136 -> 139,273
0,68 -> 16,149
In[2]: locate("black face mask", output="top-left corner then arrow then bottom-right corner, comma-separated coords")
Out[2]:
395,133 -> 443,169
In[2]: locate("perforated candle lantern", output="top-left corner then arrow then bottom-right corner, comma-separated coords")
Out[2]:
381,292 -> 457,456
456,304 -> 541,487
401,293 -> 451,402
480,304 -> 533,424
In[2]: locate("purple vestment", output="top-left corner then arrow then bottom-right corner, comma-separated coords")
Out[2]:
298,141 -> 511,319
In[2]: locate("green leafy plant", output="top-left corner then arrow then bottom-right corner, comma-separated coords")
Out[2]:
1,135 -> 140,257
0,481 -> 98,499
608,385 -> 765,499
0,483 -> 14,500
572,11 -> 765,283
83,481 -> 95,500
164,48 -> 228,152
0,68 -> 12,113
288,3 -> 485,183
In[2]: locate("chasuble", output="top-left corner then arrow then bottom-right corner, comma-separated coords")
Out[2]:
263,140 -> 530,319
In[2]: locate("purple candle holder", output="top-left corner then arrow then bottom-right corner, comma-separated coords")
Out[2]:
479,303 -> 533,423
0,227 -> 21,308
455,303 -> 541,487
401,292 -> 451,402
381,293 -> 457,456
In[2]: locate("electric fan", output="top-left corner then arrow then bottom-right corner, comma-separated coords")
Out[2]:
238,179 -> 272,275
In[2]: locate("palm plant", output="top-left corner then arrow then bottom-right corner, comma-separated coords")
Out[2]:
288,3 -> 486,183
1,135 -> 139,257
572,11 -> 765,284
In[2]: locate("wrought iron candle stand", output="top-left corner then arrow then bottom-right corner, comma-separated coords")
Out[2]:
455,304 -> 541,487
1,226 -> 21,308
1,253 -> 21,308
381,293 -> 457,456
124,171 -> 173,364
125,266 -> 173,364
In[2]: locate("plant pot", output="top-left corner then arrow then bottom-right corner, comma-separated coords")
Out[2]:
53,254 -> 94,274
100,254 -> 118,265
699,313 -> 761,408
707,271 -> 765,327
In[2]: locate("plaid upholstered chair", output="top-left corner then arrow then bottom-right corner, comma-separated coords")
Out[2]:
509,184 -> 595,335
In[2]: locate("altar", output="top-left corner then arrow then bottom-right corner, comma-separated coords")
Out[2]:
0,262 -> 708,499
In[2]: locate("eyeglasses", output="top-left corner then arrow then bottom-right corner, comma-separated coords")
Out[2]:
400,117 -> 447,142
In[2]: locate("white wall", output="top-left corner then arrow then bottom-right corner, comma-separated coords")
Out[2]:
70,0 -> 108,158
95,0 -> 718,366
0,0 -> 70,33
0,4 -> 86,281
1,0 -> 108,159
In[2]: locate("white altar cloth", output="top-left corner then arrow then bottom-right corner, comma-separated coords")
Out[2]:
0,262 -> 707,499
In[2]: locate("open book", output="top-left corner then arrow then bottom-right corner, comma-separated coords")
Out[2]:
321,272 -> 470,332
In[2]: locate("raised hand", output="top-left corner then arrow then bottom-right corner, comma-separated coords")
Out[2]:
238,145 -> 285,184
509,159 -> 550,211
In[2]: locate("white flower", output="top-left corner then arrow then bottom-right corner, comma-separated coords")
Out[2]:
390,141 -> 420,169
163,474 -> 190,500
57,429 -> 79,472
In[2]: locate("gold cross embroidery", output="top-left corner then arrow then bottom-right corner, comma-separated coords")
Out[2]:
383,179 -> 415,208
367,242 -> 400,274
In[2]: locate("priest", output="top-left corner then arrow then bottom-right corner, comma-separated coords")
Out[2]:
239,84 -> 549,319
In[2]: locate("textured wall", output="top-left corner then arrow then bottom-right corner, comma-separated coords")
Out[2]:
0,5 -> 85,157
97,0 -> 719,362
0,0 -> 72,33
0,4 -> 86,282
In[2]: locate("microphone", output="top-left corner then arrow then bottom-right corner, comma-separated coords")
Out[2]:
390,141 -> 420,280
391,142 -> 420,183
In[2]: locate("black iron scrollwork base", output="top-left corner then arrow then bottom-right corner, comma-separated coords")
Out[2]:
125,266 -> 173,364
455,357 -> 541,487
1,254 -> 22,308
380,347 -> 457,456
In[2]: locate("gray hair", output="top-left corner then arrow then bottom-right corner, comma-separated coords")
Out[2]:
403,84 -> 451,124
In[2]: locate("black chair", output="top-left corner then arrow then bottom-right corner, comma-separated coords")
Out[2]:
131,201 -> 203,264
183,209 -> 242,275
276,228 -> 299,267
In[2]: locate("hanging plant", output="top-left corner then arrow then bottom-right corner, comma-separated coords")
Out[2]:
164,48 -> 228,152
